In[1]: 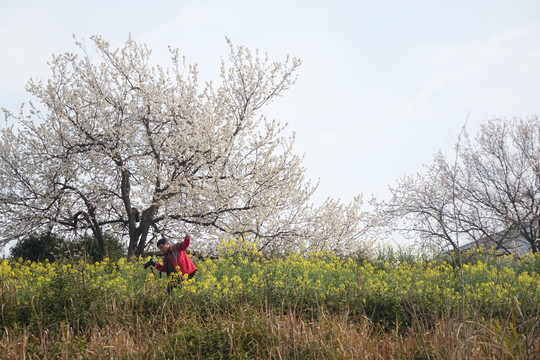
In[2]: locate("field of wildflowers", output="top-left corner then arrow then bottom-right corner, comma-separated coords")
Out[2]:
1,239 -> 539,359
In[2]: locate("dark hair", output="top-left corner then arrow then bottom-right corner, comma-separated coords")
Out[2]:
157,238 -> 168,247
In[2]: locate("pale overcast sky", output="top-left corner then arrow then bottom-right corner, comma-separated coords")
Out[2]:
1,0 -> 540,206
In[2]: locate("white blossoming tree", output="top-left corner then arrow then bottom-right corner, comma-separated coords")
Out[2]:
0,35 -> 368,258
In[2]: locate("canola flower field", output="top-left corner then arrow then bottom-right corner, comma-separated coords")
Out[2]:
1,239 -> 540,359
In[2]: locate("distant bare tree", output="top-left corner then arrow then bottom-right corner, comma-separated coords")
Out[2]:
375,116 -> 540,254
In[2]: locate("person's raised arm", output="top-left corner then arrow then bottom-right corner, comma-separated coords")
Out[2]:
176,233 -> 191,251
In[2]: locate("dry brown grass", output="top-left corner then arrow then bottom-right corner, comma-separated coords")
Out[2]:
2,302 -> 538,360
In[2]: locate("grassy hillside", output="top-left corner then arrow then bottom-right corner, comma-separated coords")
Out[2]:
1,240 -> 539,359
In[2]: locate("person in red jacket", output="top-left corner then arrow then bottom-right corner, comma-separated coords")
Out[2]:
152,234 -> 197,292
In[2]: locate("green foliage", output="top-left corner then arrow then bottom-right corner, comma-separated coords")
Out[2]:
38,263 -> 106,330
10,233 -> 67,262
69,233 -> 127,263
10,232 -> 126,263
173,308 -> 276,359
373,245 -> 419,268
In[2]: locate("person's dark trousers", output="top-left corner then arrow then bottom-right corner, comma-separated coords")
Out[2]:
167,271 -> 196,294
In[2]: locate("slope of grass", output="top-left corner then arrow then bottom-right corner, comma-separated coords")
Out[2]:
1,241 -> 539,359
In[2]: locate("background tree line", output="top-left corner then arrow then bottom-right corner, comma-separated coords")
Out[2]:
1,35 -> 539,260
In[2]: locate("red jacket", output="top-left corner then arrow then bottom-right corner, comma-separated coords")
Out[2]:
155,236 -> 197,277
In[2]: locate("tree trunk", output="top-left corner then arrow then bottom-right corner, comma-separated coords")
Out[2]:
134,205 -> 158,257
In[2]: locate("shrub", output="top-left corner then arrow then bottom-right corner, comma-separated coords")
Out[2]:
10,232 -> 126,263
69,233 -> 126,263
10,233 -> 67,262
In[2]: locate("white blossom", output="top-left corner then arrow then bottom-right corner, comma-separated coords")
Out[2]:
0,35 -> 368,257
